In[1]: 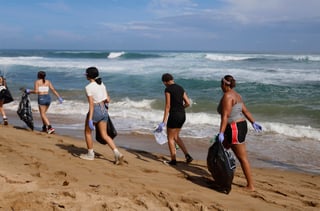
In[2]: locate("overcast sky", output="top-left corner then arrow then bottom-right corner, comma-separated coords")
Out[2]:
0,0 -> 320,52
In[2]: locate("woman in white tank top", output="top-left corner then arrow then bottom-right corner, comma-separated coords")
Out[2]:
26,71 -> 63,134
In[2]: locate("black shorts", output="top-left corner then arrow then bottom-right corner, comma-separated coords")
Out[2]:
167,112 -> 186,129
225,120 -> 248,144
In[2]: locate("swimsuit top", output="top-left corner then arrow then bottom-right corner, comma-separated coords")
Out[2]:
38,85 -> 49,93
228,102 -> 244,123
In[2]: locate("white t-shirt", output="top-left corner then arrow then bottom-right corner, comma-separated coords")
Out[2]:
85,81 -> 108,103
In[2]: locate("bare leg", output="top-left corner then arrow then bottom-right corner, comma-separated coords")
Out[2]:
231,143 -> 255,191
96,120 -> 123,164
38,105 -> 50,126
167,128 -> 191,160
84,117 -> 94,149
174,131 -> 189,155
96,121 -> 117,150
167,128 -> 177,161
0,101 -> 6,117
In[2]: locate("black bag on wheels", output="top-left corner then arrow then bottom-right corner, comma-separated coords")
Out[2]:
207,137 -> 236,194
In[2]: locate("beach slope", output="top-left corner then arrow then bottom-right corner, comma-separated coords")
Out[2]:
0,125 -> 319,210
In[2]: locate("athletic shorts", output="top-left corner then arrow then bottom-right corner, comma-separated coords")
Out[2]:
225,120 -> 248,145
38,94 -> 51,106
91,103 -> 108,123
167,111 -> 186,129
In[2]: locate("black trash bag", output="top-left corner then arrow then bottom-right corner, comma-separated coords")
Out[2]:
95,116 -> 117,145
207,136 -> 236,194
17,90 -> 34,130
0,86 -> 14,104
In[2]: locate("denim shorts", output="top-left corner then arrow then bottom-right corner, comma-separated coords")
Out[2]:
92,103 -> 109,123
38,94 -> 51,106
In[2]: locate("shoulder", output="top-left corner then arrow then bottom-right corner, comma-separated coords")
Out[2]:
222,91 -> 234,101
86,82 -> 98,89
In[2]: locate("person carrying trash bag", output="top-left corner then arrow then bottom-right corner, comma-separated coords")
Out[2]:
25,71 -> 63,134
216,75 -> 262,191
0,75 -> 13,125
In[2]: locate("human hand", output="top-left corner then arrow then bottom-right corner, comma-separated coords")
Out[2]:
25,88 -> 31,94
252,122 -> 262,132
88,120 -> 95,130
155,122 -> 165,132
218,132 -> 224,143
58,97 -> 63,104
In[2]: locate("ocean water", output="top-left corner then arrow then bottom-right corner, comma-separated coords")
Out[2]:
0,49 -> 319,174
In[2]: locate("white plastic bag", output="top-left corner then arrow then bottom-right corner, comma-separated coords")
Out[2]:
153,130 -> 168,145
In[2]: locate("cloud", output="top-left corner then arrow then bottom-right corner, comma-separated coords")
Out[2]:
148,0 -> 198,17
221,0 -> 320,24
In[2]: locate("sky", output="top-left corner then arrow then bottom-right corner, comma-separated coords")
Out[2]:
0,0 -> 320,52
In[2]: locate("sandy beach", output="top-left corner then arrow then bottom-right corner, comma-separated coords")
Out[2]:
0,122 -> 319,211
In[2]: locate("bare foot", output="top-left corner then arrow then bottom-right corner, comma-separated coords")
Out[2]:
245,185 -> 255,191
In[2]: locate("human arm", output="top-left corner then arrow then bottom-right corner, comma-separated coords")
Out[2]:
25,80 -> 38,94
242,103 -> 262,132
242,103 -> 255,124
162,92 -> 171,123
2,77 -> 6,87
183,92 -> 190,108
217,93 -> 234,142
48,81 -> 63,103
103,89 -> 110,105
219,94 -> 233,134
155,92 -> 170,132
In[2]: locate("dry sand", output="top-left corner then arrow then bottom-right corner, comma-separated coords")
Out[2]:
0,124 -> 319,211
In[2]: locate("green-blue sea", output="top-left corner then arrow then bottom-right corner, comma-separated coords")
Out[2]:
1,49 -> 319,174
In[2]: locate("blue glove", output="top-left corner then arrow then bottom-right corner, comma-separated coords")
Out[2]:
218,132 -> 224,143
25,88 -> 31,94
155,122 -> 165,132
58,97 -> 63,104
88,120 -> 95,130
252,122 -> 262,132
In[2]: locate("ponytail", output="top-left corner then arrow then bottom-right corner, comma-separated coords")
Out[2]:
95,77 -> 102,85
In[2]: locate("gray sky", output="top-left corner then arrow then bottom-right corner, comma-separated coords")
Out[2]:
0,0 -> 320,52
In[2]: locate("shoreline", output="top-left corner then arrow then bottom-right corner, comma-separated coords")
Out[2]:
0,123 -> 319,210
4,109 -> 320,175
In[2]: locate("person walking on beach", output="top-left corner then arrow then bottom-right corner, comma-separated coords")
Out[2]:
0,76 -> 12,125
80,66 -> 124,165
156,73 -> 193,165
217,75 -> 262,191
26,71 -> 63,134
